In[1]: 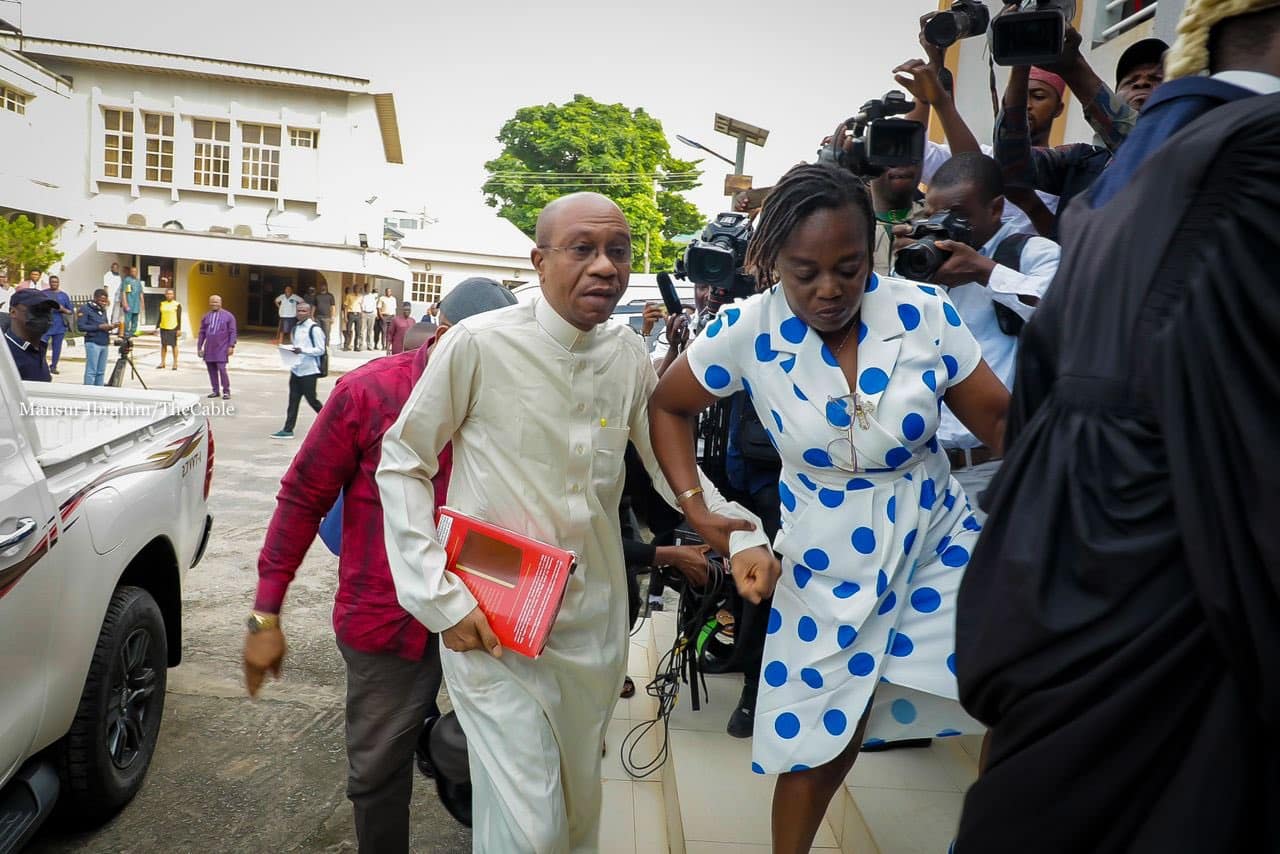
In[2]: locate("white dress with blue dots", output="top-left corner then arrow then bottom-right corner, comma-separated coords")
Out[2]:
686,273 -> 986,774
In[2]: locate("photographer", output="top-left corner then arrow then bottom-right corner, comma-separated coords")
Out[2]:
893,152 -> 1058,508
992,16 -> 1149,235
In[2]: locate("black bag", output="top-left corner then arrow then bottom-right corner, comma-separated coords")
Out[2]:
991,232 -> 1033,337
309,325 -> 329,377
736,393 -> 780,466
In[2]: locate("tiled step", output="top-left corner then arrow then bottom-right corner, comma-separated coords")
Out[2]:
640,610 -> 982,853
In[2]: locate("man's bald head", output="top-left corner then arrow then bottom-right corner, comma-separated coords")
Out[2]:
534,193 -> 627,246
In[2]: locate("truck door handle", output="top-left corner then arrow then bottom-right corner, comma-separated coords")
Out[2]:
0,518 -> 38,551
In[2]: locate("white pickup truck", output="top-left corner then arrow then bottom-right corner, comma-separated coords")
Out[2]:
0,344 -> 213,851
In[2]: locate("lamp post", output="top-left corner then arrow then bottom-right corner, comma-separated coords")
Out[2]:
675,135 -> 736,167
713,114 -> 769,195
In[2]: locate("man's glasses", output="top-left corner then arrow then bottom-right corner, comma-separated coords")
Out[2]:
538,243 -> 633,265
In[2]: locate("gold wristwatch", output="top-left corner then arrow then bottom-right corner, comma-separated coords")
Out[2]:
245,611 -> 280,633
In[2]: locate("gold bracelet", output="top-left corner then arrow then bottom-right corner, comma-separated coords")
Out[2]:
675,486 -> 704,504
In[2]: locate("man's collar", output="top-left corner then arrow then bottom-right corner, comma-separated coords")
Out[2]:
1209,70 -> 1280,96
5,332 -> 31,351
534,295 -> 593,352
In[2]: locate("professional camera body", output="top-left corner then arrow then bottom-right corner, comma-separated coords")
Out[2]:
113,336 -> 133,354
990,0 -> 1077,66
893,210 -> 975,282
675,211 -> 757,317
925,0 -> 991,48
817,90 -> 925,178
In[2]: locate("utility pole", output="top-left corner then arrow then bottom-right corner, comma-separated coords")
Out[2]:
644,173 -> 658,274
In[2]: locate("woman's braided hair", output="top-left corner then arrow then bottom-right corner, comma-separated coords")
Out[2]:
745,162 -> 876,291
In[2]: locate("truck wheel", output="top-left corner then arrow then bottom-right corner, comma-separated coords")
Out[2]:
58,585 -> 168,824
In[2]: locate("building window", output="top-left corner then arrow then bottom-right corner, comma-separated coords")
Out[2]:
199,262 -> 215,274
193,119 -> 231,188
1095,0 -> 1158,43
104,108 -> 135,180
289,127 -> 318,148
143,112 -> 175,183
229,264 -> 242,276
411,271 -> 443,303
2,86 -> 27,115
241,123 -> 281,192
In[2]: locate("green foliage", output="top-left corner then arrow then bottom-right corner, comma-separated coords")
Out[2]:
482,94 -> 704,272
0,215 -> 63,280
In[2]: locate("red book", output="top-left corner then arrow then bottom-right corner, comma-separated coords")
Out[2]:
436,507 -> 578,658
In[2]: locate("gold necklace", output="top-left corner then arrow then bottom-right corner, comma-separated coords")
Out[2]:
827,314 -> 859,358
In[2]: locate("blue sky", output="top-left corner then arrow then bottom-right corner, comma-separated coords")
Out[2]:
23,0 -> 940,225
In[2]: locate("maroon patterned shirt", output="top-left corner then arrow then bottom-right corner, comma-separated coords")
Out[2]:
255,340 -> 452,659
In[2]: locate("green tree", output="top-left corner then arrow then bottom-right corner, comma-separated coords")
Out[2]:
0,215 -> 63,280
482,94 -> 703,272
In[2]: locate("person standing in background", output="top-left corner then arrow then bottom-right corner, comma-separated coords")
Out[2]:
0,271 -> 14,334
77,289 -> 113,386
103,261 -> 122,325
198,294 -> 237,400
343,286 -> 361,351
376,287 -> 397,353
313,282 -> 337,347
386,302 -> 415,355
275,285 -> 300,346
39,274 -> 73,375
157,285 -> 182,370
359,285 -> 377,352
121,266 -> 143,337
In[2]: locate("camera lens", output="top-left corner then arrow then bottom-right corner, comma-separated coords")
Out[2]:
924,12 -> 961,47
894,241 -> 943,282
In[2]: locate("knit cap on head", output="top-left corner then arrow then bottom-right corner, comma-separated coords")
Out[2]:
1166,0 -> 1280,79
437,277 -> 518,325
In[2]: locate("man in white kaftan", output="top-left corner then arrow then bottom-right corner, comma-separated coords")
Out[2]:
377,193 -> 777,852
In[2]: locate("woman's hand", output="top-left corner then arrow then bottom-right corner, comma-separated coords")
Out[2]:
730,546 -> 781,604
683,502 -> 757,558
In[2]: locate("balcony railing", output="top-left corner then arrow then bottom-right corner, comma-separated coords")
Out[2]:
1095,0 -> 1158,43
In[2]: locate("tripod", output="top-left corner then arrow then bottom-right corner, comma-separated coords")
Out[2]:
107,341 -> 148,389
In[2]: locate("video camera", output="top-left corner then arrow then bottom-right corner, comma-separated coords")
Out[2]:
893,210 -> 974,282
113,336 -> 133,353
924,0 -> 991,48
674,211 -> 757,318
817,91 -> 925,178
990,0 -> 1077,66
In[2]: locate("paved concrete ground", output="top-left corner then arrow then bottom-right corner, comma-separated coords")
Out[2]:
28,331 -> 470,853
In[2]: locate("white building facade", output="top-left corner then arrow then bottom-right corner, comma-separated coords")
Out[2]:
385,209 -> 536,319
1,30 -> 408,333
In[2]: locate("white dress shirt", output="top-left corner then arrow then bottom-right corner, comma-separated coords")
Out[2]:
289,319 -> 325,377
923,141 -> 1060,236
937,221 -> 1060,449
1210,70 -> 1280,95
359,292 -> 378,313
377,295 -> 766,849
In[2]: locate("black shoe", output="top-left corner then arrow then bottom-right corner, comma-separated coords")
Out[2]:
726,681 -> 758,739
647,598 -> 664,613
415,715 -> 439,780
50,367 -> 59,374
207,392 -> 220,398
861,738 -> 933,753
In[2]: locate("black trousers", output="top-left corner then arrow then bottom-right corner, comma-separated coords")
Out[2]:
339,637 -> 442,854
283,373 -> 323,431
737,481 -> 782,683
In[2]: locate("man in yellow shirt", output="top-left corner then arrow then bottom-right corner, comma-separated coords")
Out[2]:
342,286 -> 362,351
157,284 -> 182,370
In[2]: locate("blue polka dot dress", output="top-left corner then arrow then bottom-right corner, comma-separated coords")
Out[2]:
686,274 -> 986,774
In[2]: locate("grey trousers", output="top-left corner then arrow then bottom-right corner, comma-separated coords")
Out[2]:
948,457 -> 1003,525
359,312 -> 376,348
338,636 -> 442,854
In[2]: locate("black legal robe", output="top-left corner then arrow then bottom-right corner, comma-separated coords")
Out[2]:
954,93 -> 1280,853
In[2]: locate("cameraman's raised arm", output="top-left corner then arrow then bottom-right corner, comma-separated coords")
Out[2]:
1042,25 -> 1138,153
895,58 -> 981,158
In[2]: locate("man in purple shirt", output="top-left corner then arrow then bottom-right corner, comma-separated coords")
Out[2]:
198,294 -> 237,400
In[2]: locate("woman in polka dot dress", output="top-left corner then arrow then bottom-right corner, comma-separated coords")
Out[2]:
650,163 -> 1010,853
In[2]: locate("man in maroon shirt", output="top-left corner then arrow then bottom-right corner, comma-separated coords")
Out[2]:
243,278 -> 517,853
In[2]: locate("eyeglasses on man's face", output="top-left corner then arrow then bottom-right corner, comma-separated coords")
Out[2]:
538,242 -> 633,265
